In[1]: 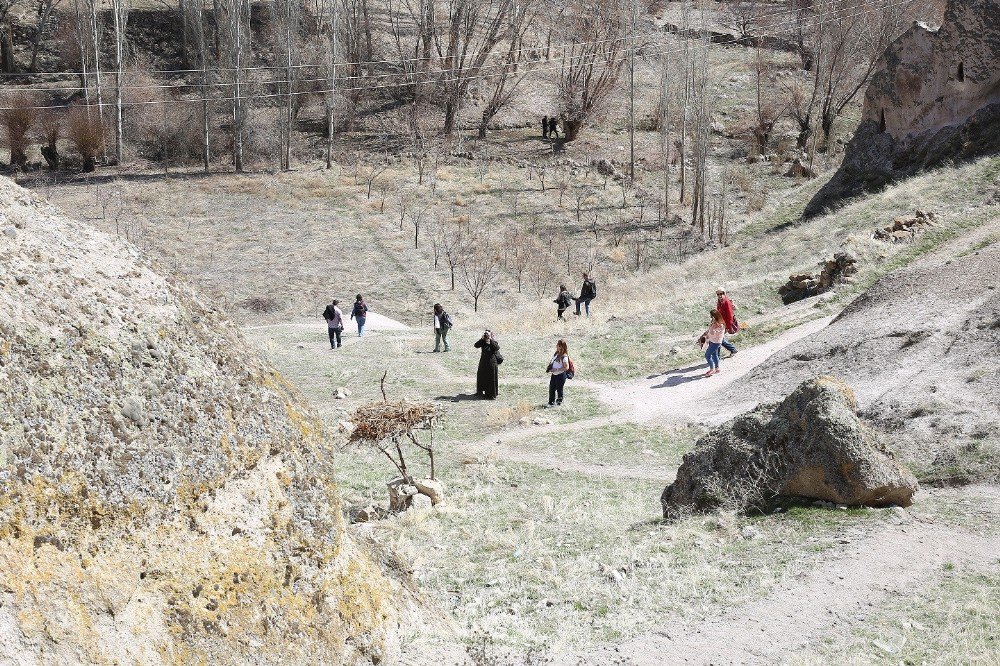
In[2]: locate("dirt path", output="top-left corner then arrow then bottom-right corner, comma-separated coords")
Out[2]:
553,506 -> 1000,665
467,316 -> 834,479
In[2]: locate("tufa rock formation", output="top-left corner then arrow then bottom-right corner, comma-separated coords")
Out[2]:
807,0 -> 1000,215
0,178 -> 399,664
661,377 -> 919,519
778,252 -> 858,304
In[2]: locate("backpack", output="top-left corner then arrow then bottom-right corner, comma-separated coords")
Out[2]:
589,280 -> 597,298
727,317 -> 740,335
441,313 -> 453,329
566,356 -> 576,380
353,302 -> 367,318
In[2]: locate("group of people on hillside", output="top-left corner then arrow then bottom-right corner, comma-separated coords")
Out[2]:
320,283 -> 740,405
541,115 -> 563,140
322,294 -> 370,348
699,288 -> 739,376
555,272 -> 598,319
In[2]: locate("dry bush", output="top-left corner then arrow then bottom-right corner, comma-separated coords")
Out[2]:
486,399 -> 534,428
237,296 -> 281,313
1,92 -> 38,168
66,107 -> 105,172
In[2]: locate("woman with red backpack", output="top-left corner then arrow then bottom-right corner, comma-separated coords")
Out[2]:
546,339 -> 574,407
715,287 -> 739,356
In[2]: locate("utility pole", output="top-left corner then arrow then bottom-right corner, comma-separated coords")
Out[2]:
628,0 -> 637,183
112,0 -> 126,164
325,0 -> 338,169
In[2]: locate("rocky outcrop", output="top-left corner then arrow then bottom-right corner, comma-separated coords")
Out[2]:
807,0 -> 1000,215
873,209 -> 937,242
0,178 -> 399,664
778,252 -> 858,304
721,244 -> 1000,485
661,377 -> 919,519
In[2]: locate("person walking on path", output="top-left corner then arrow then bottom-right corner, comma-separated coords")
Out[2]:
700,309 -> 727,377
555,284 -> 573,320
548,117 -> 559,139
474,330 -> 500,399
350,294 -> 368,337
715,287 -> 739,356
546,339 -> 572,407
433,303 -> 453,352
574,272 -> 597,317
322,299 -> 344,349
542,115 -> 549,139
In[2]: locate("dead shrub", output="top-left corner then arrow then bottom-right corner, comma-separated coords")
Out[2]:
1,92 -> 38,168
237,296 -> 281,313
66,106 -> 105,172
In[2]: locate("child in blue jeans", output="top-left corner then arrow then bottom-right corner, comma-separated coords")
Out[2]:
701,309 -> 727,377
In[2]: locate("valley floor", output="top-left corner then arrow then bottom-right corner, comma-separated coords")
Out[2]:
247,309 -> 1000,666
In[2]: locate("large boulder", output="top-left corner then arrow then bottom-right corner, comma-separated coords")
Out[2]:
719,245 -> 1000,484
0,178 -> 399,664
662,377 -> 918,518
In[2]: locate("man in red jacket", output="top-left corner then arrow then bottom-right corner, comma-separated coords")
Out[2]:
716,288 -> 738,356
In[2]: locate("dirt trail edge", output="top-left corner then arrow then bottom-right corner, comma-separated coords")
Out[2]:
555,518 -> 1000,666
470,316 -> 834,479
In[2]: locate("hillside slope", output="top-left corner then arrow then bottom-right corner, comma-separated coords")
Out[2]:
722,244 -> 1000,481
0,178 -> 398,664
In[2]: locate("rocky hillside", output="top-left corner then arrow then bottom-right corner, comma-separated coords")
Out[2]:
722,244 -> 1000,484
808,0 -> 1000,214
0,178 -> 398,664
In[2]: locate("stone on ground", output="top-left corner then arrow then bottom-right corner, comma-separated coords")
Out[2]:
661,377 -> 918,518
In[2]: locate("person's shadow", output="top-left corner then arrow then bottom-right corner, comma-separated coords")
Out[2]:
652,373 -> 704,389
434,393 -> 481,403
647,363 -> 703,380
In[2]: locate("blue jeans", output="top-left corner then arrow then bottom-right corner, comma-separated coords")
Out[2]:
575,297 -> 592,317
356,317 -> 366,336
721,336 -> 737,354
705,342 -> 722,370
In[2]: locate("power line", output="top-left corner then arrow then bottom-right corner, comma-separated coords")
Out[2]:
1,0 -> 885,91
0,0 -> 905,110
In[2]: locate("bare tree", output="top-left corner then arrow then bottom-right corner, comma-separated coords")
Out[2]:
812,0 -> 903,144
0,0 -> 25,73
28,0 -> 60,72
720,0 -> 762,45
557,0 -> 629,142
440,218 -> 468,290
110,0 -> 129,163
460,225 -> 501,312
362,158 -> 391,199
436,0 -> 516,135
476,2 -> 535,138
748,46 -> 784,155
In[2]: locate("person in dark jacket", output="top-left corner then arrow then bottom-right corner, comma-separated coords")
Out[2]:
433,303 -> 453,352
548,116 -> 559,139
473,330 -> 500,399
350,294 -> 368,337
574,272 -> 597,317
542,115 -> 549,139
554,284 -> 573,320
715,287 -> 738,356
322,299 -> 344,349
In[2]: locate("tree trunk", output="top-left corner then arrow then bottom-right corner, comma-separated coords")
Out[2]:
1,24 -> 16,74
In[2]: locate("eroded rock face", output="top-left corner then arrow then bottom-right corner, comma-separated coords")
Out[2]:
807,0 -> 1000,214
0,178 -> 398,664
661,377 -> 918,519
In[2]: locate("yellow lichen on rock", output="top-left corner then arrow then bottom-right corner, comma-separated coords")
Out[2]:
0,176 -> 399,665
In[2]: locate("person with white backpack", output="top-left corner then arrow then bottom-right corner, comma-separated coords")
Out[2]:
546,339 -> 575,407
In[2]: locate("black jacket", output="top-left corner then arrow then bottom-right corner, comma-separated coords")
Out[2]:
580,278 -> 597,299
